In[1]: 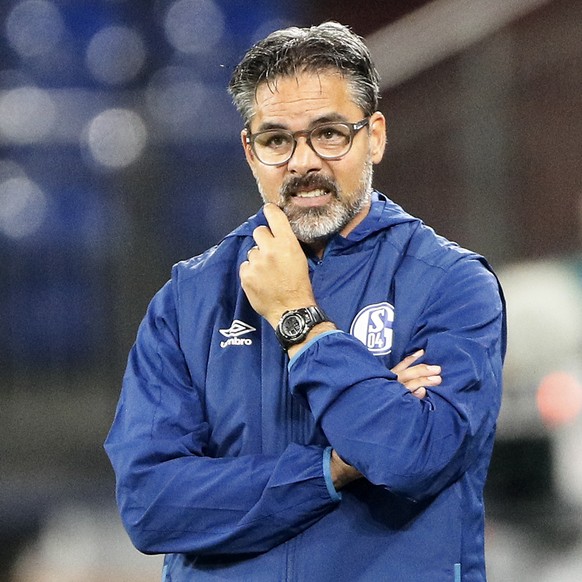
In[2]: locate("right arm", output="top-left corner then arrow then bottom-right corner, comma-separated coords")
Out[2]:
104,281 -> 339,556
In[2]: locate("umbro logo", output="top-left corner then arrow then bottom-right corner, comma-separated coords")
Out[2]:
219,319 -> 256,348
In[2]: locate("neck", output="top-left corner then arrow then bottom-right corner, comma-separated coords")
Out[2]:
304,240 -> 327,259
301,199 -> 372,259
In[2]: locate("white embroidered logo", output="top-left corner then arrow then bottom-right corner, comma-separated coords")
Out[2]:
219,319 -> 256,348
350,302 -> 394,355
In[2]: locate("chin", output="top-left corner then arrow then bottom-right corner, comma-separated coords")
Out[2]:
288,211 -> 347,243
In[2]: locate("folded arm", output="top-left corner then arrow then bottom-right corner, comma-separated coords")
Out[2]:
104,282 -> 339,556
288,260 -> 505,501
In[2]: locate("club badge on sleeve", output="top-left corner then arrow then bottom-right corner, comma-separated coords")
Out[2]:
350,302 -> 394,355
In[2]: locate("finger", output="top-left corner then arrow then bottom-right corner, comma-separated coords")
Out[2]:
396,363 -> 441,384
263,203 -> 295,239
239,258 -> 249,279
246,245 -> 259,261
252,225 -> 273,247
391,349 -> 424,374
402,374 -> 441,391
412,386 -> 427,399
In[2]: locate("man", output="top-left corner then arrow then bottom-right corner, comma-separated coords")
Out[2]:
105,22 -> 505,581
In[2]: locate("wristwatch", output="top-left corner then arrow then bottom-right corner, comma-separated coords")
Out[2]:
275,305 -> 330,350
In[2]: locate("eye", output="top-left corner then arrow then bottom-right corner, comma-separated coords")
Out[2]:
256,131 -> 292,150
313,124 -> 349,144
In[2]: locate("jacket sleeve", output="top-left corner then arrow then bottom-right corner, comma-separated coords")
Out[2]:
288,257 -> 505,501
104,280 -> 338,556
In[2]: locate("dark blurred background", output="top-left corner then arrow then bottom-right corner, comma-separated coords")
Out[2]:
1,1 -> 581,580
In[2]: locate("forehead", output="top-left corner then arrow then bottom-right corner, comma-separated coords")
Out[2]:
250,71 -> 362,129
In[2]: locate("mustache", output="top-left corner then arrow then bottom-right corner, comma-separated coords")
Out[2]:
280,173 -> 338,199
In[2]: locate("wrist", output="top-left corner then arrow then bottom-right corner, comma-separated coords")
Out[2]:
265,297 -> 317,329
274,305 -> 332,351
330,449 -> 362,490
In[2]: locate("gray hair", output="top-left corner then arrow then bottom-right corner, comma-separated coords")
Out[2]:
228,22 -> 380,125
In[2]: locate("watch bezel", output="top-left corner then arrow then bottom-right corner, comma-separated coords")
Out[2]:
275,305 -> 329,350
280,312 -> 308,341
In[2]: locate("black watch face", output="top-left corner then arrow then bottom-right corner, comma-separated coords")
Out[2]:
282,313 -> 305,340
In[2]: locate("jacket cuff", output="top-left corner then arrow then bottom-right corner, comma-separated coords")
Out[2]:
288,330 -> 344,371
322,446 -> 342,502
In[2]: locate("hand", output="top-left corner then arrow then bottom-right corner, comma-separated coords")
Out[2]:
391,349 -> 441,399
330,448 -> 362,490
240,204 -> 317,327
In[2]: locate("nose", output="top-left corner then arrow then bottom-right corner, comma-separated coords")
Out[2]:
286,135 -> 323,175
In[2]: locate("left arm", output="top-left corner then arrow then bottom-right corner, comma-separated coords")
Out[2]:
287,261 -> 504,500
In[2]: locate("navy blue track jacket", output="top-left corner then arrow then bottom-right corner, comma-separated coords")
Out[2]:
105,192 -> 506,581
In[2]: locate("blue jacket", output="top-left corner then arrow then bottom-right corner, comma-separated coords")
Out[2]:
105,193 -> 506,581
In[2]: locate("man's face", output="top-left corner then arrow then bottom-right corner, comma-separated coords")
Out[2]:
241,71 -> 386,245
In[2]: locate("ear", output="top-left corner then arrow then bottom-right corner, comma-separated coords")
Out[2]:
368,111 -> 387,164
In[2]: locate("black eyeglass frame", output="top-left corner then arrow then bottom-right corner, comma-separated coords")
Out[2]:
245,117 -> 370,167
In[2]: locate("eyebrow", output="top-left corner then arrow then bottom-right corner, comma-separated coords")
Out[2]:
254,113 -> 350,133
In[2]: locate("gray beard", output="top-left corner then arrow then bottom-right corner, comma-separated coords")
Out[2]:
257,158 -> 374,244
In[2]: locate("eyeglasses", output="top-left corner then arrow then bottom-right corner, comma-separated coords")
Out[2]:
245,118 -> 370,166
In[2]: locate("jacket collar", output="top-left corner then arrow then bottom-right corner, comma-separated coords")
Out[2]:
226,191 -> 418,249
